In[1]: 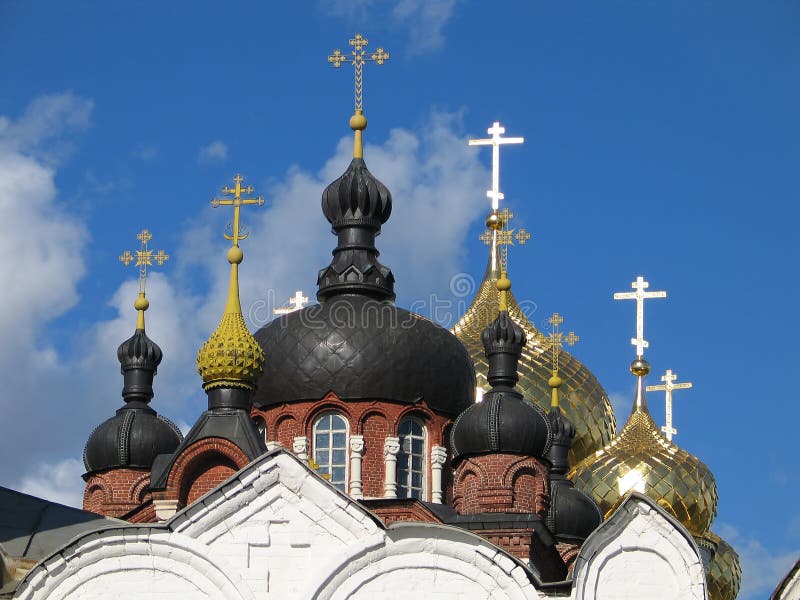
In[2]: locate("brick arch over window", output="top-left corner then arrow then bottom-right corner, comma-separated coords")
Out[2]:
83,474 -> 113,513
506,460 -> 550,517
129,472 -> 152,504
165,438 -> 250,506
304,398 -> 353,436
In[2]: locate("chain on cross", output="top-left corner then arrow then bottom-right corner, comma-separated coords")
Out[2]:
328,33 -> 389,111
211,174 -> 265,247
119,229 -> 169,294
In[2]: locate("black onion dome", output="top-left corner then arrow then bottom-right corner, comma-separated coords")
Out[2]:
83,327 -> 181,475
451,308 -> 551,463
83,409 -> 182,474
321,157 -> 392,228
545,408 -> 602,542
318,158 -> 395,301
450,389 -> 551,464
253,295 -> 475,415
117,328 -> 163,373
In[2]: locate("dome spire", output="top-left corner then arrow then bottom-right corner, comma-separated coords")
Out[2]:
196,174 -> 265,392
118,229 -> 170,331
117,229 -> 170,405
328,33 -> 389,159
318,34 -> 394,301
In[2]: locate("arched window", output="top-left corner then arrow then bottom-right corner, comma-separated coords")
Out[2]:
313,412 -> 348,492
397,417 -> 426,499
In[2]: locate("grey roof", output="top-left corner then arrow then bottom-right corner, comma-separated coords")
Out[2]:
0,486 -> 121,562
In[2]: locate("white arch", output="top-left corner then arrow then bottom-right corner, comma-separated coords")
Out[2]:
310,523 -> 542,600
15,527 -> 254,600
571,493 -> 707,600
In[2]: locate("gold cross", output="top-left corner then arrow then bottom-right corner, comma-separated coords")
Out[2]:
328,33 -> 390,111
211,174 -> 265,246
541,313 -> 579,374
119,229 -> 169,294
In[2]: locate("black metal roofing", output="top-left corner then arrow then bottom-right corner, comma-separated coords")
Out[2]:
253,295 -> 476,415
0,486 -> 121,563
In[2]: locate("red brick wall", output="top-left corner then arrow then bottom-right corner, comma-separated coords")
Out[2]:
185,461 -> 238,505
83,468 -> 151,518
252,394 -> 454,501
453,453 -> 550,516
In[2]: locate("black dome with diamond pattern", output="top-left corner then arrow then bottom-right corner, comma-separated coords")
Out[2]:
253,295 -> 475,414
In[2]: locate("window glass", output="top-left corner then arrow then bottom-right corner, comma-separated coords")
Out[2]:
397,418 -> 426,499
313,412 -> 348,492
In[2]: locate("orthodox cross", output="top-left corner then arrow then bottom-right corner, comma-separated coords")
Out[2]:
542,313 -> 579,373
119,229 -> 169,294
613,276 -> 667,356
468,121 -> 524,211
646,369 -> 692,441
479,208 -> 531,246
328,33 -> 389,111
211,174 -> 264,246
273,290 -> 310,316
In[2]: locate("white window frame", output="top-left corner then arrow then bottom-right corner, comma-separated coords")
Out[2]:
397,417 -> 427,500
312,411 -> 349,492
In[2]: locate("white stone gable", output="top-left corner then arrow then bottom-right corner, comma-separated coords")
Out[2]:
570,493 -> 707,600
15,450 -> 550,600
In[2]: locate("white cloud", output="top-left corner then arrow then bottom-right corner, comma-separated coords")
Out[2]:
608,391 -> 629,429
198,140 -> 229,163
0,93 -> 95,492
392,0 -> 457,54
17,458 -> 85,508
323,0 -> 457,54
715,522 -> 799,600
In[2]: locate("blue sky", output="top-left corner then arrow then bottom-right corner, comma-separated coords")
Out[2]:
0,1 -> 797,597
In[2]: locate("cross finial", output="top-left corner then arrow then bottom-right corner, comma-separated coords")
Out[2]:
613,276 -> 667,357
538,313 -> 579,407
543,313 -> 579,374
211,174 -> 265,247
328,33 -> 389,113
273,290 -> 311,316
646,369 -> 693,441
119,229 -> 169,329
468,121 -> 524,211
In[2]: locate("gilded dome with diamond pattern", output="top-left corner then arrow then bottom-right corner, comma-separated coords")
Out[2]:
568,366 -> 718,536
696,531 -> 742,600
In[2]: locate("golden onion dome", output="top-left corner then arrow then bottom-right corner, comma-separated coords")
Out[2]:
696,532 -> 742,600
196,242 -> 265,391
568,362 -> 718,536
452,250 -> 616,465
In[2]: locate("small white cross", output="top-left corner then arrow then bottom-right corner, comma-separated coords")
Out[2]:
646,369 -> 692,441
273,290 -> 310,315
468,121 -> 524,211
613,276 -> 667,356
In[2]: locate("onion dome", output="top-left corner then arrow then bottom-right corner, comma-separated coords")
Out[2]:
451,225 -> 615,465
569,358 -> 718,536
696,532 -> 742,600
451,273 -> 551,463
83,292 -> 182,475
544,376 -> 602,542
197,248 -> 265,391
253,111 -> 475,414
